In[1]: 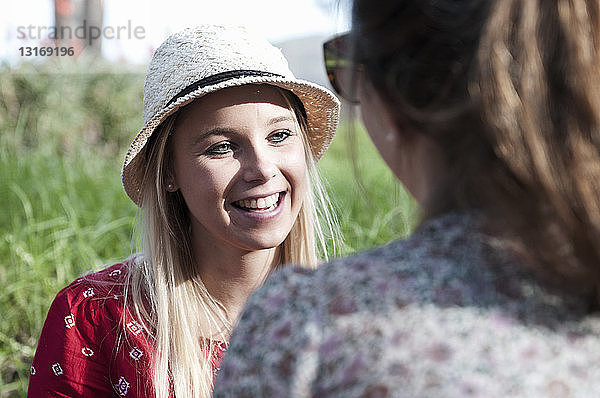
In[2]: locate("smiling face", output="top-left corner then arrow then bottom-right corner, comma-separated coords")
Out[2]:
169,85 -> 308,255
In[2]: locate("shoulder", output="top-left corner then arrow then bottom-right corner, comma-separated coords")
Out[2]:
226,212 -> 483,355
231,209 -> 555,349
29,258 -> 151,396
57,260 -> 130,304
216,214 -> 480,395
32,259 -> 134,368
256,211 -> 490,313
48,259 -> 133,331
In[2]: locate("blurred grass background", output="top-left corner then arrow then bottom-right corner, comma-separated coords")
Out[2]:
0,59 -> 417,397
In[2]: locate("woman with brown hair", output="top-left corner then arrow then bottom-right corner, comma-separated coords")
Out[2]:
214,1 -> 600,396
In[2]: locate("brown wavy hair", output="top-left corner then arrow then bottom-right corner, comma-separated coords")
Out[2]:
352,0 -> 600,302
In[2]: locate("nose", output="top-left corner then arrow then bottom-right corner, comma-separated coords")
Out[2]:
241,145 -> 278,183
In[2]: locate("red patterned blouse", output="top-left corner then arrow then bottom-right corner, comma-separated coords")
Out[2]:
28,260 -> 226,397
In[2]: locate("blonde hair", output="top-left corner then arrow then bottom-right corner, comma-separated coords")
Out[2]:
125,85 -> 339,397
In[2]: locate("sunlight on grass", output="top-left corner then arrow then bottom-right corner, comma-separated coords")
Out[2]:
318,120 -> 419,254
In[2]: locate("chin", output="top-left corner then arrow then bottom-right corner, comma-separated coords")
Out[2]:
237,235 -> 288,253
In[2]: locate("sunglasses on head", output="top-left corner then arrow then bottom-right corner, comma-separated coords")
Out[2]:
323,33 -> 362,104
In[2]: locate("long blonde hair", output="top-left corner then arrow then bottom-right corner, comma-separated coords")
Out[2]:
126,86 -> 339,397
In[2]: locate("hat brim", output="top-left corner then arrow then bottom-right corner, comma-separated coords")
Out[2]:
121,75 -> 340,207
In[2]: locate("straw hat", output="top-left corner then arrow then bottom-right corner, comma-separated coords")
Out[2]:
121,24 -> 340,206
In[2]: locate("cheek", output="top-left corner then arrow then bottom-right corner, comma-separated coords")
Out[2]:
284,148 -> 309,202
176,161 -> 232,204
360,101 -> 393,149
358,86 -> 405,178
358,78 -> 398,148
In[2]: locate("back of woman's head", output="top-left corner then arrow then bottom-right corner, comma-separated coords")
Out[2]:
352,0 -> 600,298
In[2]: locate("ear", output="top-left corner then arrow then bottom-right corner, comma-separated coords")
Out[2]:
165,175 -> 178,192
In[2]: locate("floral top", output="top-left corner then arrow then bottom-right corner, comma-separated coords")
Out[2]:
214,212 -> 600,397
28,259 -> 226,397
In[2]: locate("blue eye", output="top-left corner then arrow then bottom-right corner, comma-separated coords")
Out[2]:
206,142 -> 233,155
269,130 -> 292,143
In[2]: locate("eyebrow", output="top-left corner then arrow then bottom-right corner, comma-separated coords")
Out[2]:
268,115 -> 295,125
191,116 -> 296,145
191,128 -> 235,146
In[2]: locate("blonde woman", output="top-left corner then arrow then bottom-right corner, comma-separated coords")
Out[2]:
28,25 -> 339,397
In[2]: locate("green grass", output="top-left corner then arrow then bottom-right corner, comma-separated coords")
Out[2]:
0,150 -> 136,397
0,61 -> 417,397
319,121 -> 418,254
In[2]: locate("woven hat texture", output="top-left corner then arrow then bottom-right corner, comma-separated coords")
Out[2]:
122,24 -> 340,206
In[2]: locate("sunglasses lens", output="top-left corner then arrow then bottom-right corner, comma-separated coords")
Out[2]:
323,34 -> 360,104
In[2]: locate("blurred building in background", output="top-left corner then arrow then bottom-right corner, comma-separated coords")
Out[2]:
53,0 -> 104,56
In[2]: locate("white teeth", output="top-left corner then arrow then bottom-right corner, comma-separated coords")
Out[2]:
264,195 -> 274,207
235,192 -> 280,211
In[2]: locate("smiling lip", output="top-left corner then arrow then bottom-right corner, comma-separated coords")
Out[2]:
230,191 -> 286,219
232,192 -> 282,212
